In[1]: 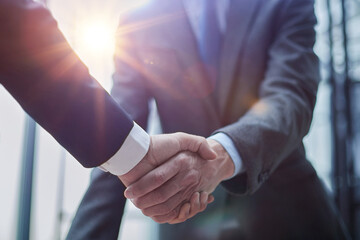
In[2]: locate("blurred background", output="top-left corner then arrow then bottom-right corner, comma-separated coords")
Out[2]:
0,0 -> 359,239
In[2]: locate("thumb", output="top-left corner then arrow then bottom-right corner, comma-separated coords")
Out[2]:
174,133 -> 217,160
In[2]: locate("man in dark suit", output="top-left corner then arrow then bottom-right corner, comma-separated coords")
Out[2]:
68,0 -> 348,239
0,0 -> 219,210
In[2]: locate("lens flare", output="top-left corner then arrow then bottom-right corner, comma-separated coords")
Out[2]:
80,22 -> 114,54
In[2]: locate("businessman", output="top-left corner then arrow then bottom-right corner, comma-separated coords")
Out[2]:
68,0 -> 347,239
0,0 -> 216,217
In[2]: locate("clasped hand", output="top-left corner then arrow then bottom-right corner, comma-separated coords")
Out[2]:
118,133 -> 235,224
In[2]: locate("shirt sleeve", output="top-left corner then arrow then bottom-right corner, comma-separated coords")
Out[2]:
208,133 -> 245,179
99,122 -> 150,176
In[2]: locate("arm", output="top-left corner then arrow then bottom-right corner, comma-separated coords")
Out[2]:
125,0 -> 319,222
111,17 -> 213,221
111,22 -> 215,219
0,1 -> 135,168
218,0 -> 319,195
0,1 -> 216,176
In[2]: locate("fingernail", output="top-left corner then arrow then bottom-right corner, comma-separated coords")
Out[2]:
125,188 -> 133,198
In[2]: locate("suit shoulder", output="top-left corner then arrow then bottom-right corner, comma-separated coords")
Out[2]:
118,0 -> 162,24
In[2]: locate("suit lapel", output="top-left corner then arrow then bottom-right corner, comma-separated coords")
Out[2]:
151,0 -> 197,60
155,0 -> 222,126
217,0 -> 261,117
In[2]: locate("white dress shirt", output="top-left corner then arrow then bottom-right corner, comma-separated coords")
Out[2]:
99,122 -> 150,176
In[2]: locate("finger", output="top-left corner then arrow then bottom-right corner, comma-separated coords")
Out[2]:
199,192 -> 209,212
166,191 -> 200,224
141,190 -> 191,217
189,192 -> 201,216
151,191 -> 203,224
208,194 -> 214,203
178,202 -> 191,220
174,133 -> 216,160
168,192 -> 200,224
125,157 -> 180,199
186,192 -> 203,219
131,173 -> 185,209
150,202 -> 183,224
168,203 -> 191,224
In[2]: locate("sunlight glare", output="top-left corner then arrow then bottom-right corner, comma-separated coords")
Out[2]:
80,22 -> 115,54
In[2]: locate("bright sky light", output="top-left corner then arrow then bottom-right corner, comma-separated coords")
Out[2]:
79,21 -> 115,55
71,19 -> 117,90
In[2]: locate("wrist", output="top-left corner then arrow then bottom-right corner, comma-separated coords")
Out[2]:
118,137 -> 154,187
207,139 -> 235,181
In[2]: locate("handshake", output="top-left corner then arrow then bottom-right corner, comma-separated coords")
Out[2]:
0,1 -> 234,224
117,133 -> 235,224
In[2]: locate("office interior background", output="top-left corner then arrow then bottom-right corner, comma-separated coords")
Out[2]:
0,0 -> 359,239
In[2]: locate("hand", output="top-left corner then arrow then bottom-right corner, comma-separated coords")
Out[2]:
124,139 -> 234,223
168,191 -> 214,224
118,133 -> 217,224
118,132 -> 217,187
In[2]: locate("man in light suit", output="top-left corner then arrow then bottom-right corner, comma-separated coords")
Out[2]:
68,0 -> 348,239
0,0 -> 218,213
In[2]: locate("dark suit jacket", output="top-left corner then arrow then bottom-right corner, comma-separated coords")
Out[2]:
0,1 -> 133,167
68,0 -> 347,239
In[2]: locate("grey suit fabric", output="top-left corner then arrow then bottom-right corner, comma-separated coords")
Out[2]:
67,0 -> 347,239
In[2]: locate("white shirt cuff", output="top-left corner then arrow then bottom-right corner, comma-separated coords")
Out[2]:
208,133 -> 245,180
99,122 -> 150,176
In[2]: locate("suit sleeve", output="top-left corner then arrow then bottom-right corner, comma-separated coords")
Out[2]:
111,18 -> 152,129
216,0 -> 320,195
0,2 -> 136,168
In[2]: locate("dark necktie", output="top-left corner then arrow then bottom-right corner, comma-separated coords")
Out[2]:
199,0 -> 222,84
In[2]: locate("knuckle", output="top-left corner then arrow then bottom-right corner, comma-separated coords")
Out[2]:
143,203 -> 171,217
177,153 -> 187,162
153,209 -> 177,224
198,136 -> 206,143
170,181 -> 180,193
184,171 -> 198,185
141,208 -> 151,217
131,198 -> 143,209
175,132 -> 186,138
192,136 -> 204,149
154,190 -> 167,204
176,153 -> 189,167
151,216 -> 163,223
152,215 -> 169,224
154,171 -> 166,185
156,202 -> 173,215
168,209 -> 178,219
160,205 -> 172,215
173,132 -> 185,142
153,219 -> 161,224
128,187 -> 139,198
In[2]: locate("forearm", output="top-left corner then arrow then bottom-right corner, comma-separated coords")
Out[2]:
0,1 -> 140,168
218,93 -> 315,191
215,0 -> 319,195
